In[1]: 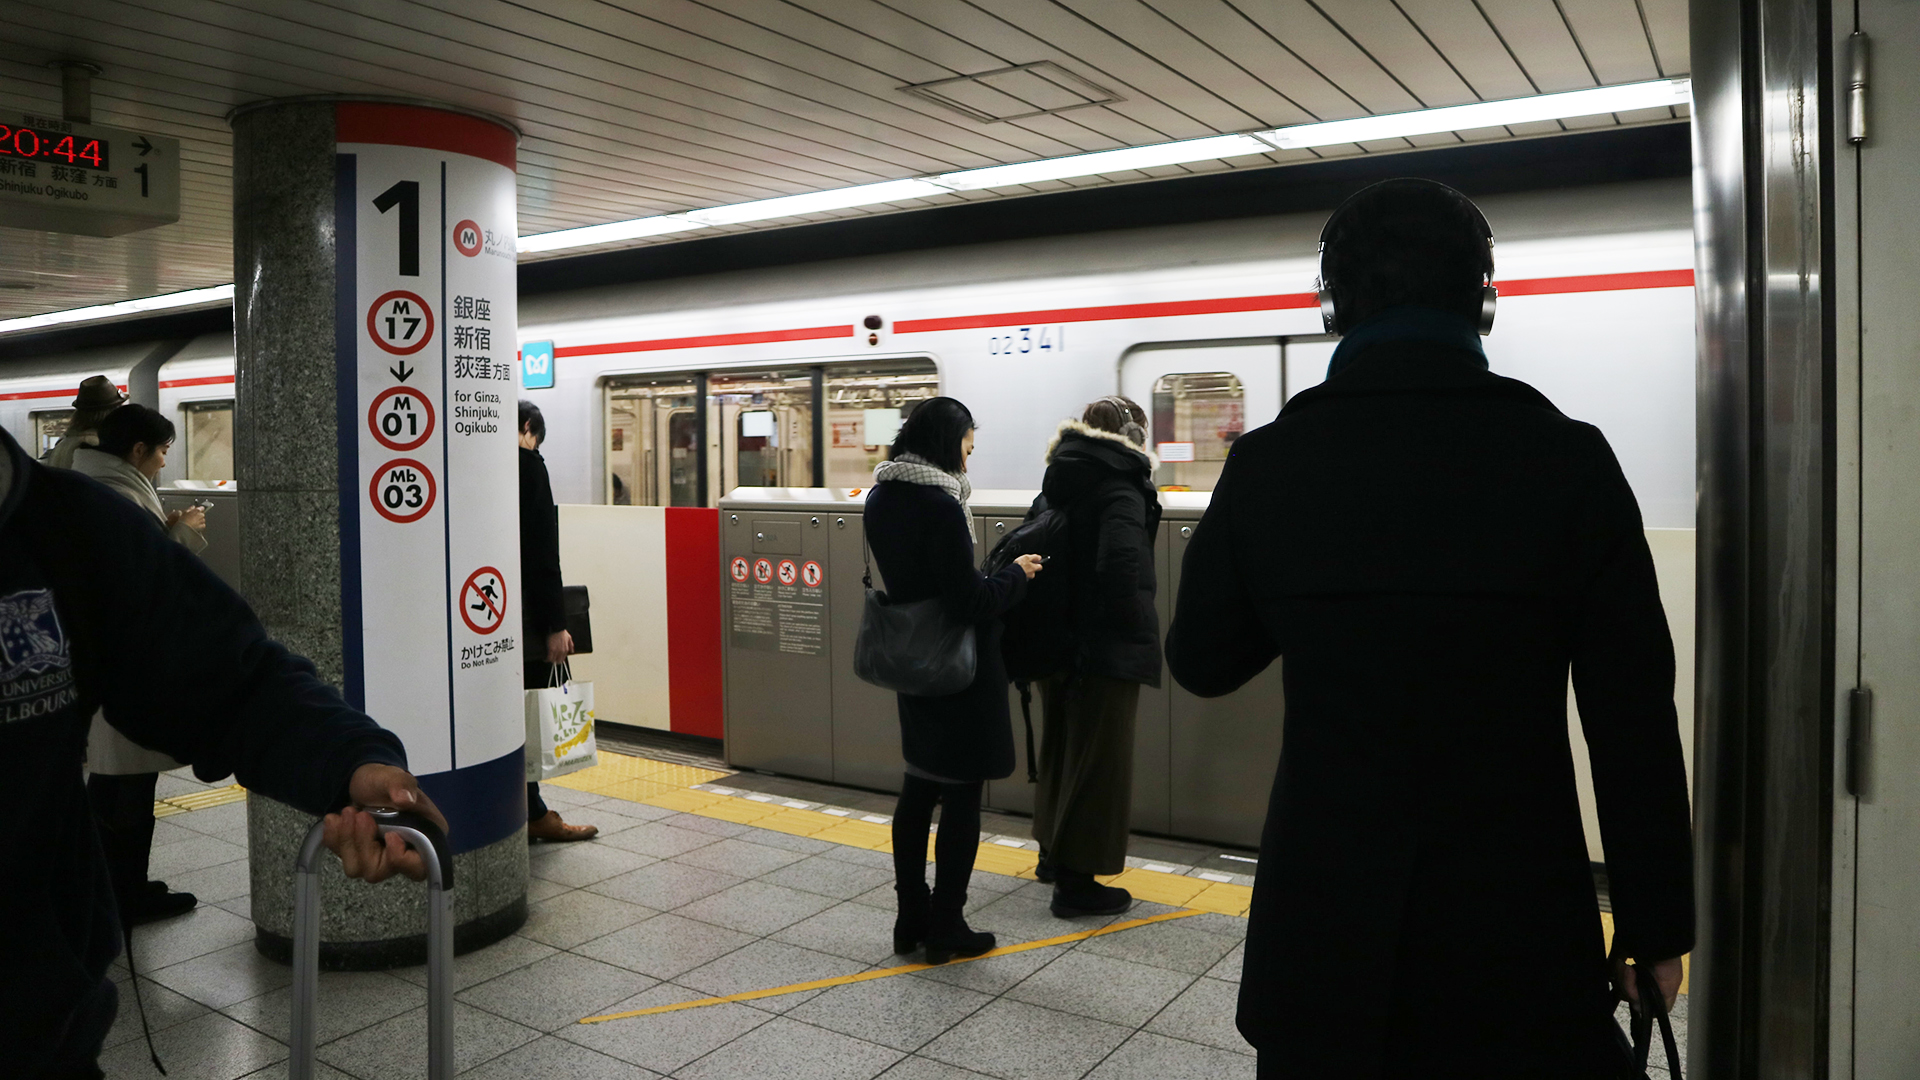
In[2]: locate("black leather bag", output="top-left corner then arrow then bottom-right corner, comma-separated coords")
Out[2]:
563,585 -> 592,655
852,537 -> 976,697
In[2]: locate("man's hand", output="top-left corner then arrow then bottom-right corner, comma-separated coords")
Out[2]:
547,629 -> 574,665
321,764 -> 450,883
1613,955 -> 1684,1014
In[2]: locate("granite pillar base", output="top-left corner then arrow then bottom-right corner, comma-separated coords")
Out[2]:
247,793 -> 528,970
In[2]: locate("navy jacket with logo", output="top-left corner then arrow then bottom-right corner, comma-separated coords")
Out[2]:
0,427 -> 406,1073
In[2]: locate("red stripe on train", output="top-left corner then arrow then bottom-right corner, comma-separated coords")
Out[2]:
158,375 -> 235,389
895,294 -> 1319,334
664,507 -> 724,739
891,269 -> 1696,334
0,383 -> 128,402
556,325 -> 852,358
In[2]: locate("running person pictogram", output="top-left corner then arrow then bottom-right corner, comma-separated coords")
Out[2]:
777,560 -> 798,586
460,567 -> 507,635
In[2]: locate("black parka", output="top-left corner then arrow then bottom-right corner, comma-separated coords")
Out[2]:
864,479 -> 1028,781
1167,339 -> 1693,1077
1041,422 -> 1163,687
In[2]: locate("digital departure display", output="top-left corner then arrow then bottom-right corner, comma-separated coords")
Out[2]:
0,123 -> 108,169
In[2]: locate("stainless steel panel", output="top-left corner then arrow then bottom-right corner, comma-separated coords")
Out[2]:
160,489 -> 240,592
1165,516 -> 1283,849
721,509 -> 834,779
829,511 -> 906,792
1690,0 -> 1837,1073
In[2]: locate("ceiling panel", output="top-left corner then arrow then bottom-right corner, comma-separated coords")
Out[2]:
0,0 -> 1689,321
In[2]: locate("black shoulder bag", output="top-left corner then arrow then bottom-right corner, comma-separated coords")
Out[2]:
852,532 -> 977,697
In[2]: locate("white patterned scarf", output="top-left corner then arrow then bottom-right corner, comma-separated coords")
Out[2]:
873,452 -> 975,541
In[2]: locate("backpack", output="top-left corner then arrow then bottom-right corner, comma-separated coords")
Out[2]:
982,494 -> 1075,780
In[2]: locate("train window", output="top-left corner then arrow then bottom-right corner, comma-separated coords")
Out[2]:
605,375 -> 700,506
1151,372 -> 1244,491
822,361 -> 938,489
30,409 -> 73,456
711,369 -> 814,493
181,400 -> 235,482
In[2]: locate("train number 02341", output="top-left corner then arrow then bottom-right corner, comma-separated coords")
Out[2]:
988,326 -> 1065,356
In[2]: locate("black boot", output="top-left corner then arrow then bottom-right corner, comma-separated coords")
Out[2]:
893,884 -> 930,955
1051,869 -> 1133,918
1034,849 -> 1057,884
923,902 -> 995,965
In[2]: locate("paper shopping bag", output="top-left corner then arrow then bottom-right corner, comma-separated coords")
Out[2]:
524,663 -> 598,782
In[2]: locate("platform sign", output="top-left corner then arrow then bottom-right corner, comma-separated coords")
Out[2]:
520,340 -> 554,390
0,109 -> 180,236
338,103 -> 520,781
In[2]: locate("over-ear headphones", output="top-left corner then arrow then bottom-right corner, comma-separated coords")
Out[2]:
1315,178 -> 1498,337
1097,395 -> 1149,446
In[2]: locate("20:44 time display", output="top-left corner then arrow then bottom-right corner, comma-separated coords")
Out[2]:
0,124 -> 108,168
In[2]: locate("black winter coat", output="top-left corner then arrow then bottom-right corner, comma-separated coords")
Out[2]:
864,478 -> 1028,781
0,428 -> 406,1071
519,447 -> 565,644
1167,340 -> 1693,1076
1040,422 -> 1162,687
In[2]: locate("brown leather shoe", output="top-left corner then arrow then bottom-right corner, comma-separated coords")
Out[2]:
527,810 -> 598,842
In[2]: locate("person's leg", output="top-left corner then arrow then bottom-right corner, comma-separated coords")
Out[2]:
86,773 -> 194,923
891,774 -> 940,952
1029,675 -> 1070,882
1047,676 -> 1138,918
924,780 -> 994,963
527,782 -> 548,822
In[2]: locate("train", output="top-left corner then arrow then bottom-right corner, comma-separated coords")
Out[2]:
0,174 -> 1698,853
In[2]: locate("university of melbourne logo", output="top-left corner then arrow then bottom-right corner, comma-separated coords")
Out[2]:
0,589 -> 68,682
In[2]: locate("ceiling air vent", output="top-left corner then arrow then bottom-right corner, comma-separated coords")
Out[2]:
903,61 -> 1122,124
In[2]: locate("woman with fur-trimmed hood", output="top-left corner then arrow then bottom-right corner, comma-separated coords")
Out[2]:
1032,397 -> 1163,917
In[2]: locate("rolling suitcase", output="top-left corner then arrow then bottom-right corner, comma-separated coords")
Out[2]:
289,809 -> 455,1080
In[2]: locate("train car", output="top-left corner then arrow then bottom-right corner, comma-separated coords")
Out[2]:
0,175 -> 1696,854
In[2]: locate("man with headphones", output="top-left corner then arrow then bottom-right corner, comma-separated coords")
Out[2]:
1167,179 -> 1693,1077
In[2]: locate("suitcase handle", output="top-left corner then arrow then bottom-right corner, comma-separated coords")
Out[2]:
290,810 -> 455,1080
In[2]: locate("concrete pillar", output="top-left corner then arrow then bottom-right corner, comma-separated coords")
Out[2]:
231,99 -> 528,968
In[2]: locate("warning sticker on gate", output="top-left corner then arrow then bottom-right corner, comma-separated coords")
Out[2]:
368,386 -> 435,451
801,561 -> 823,588
753,558 -> 774,584
367,290 -> 435,355
460,567 -> 506,635
777,559 -> 798,586
730,557 -> 750,583
369,458 -> 436,523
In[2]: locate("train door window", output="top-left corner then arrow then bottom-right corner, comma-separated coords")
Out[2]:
31,409 -> 72,456
1149,374 -> 1244,491
1120,341 -> 1281,491
181,400 -> 235,482
822,361 -> 939,489
711,369 -> 814,493
605,375 -> 700,506
1283,338 -> 1337,402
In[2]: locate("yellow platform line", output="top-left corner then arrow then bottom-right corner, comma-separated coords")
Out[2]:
578,907 -> 1205,1025
152,783 -> 246,818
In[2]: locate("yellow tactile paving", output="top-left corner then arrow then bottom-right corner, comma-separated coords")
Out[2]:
151,782 -> 247,818
577,907 -> 1208,1025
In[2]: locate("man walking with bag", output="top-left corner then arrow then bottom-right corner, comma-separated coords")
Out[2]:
519,401 -> 596,842
1167,179 -> 1692,1078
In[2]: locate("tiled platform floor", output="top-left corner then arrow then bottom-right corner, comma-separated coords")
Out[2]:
104,762 -> 1685,1079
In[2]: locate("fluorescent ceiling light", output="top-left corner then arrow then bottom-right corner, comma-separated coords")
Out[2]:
1259,78 -> 1691,150
684,178 -> 950,226
933,133 -> 1275,191
0,284 -> 235,335
9,79 -> 1693,331
516,214 -> 705,254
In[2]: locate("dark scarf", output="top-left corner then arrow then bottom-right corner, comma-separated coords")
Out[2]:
1326,305 -> 1488,381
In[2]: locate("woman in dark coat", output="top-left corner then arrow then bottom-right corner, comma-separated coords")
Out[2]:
864,397 -> 1042,963
1032,397 -> 1161,917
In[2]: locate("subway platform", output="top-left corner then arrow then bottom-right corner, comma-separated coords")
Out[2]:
100,742 -> 1684,1079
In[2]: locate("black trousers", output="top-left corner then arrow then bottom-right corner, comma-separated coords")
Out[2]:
86,772 -> 159,909
892,775 -> 983,912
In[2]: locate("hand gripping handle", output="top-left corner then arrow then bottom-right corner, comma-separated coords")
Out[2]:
291,809 -> 456,1080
